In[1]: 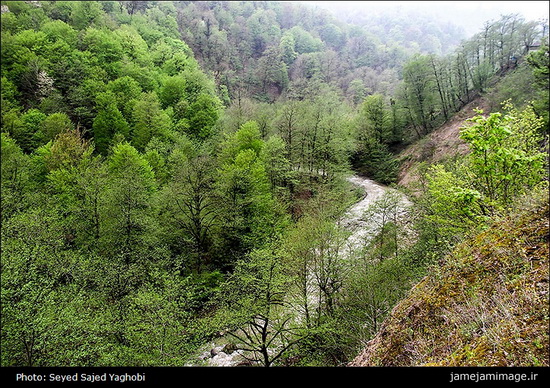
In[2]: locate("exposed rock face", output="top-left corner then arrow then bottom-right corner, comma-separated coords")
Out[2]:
349,196 -> 549,367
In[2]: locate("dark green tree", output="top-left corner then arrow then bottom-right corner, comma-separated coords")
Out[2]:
92,92 -> 130,155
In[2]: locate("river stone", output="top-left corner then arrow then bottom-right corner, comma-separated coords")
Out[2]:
210,345 -> 225,357
223,343 -> 238,354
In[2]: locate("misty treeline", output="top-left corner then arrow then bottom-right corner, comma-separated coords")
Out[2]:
1,1 -> 548,367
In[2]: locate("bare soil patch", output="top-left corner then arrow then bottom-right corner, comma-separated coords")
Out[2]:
397,96 -> 492,193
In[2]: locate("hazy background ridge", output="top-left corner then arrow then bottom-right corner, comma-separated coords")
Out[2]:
303,1 -> 550,38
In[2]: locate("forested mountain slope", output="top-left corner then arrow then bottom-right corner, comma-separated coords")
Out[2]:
350,50 -> 550,366
396,95 -> 487,192
396,52 -> 547,193
173,0 -> 466,102
1,1 -> 548,368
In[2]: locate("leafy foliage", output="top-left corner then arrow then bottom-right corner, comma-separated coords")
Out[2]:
0,0 -> 547,368
425,104 -> 547,239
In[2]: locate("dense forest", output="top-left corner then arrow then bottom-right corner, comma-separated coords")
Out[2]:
1,1 -> 548,367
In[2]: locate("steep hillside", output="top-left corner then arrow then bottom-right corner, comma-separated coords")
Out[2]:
349,192 -> 549,367
396,95 -> 490,193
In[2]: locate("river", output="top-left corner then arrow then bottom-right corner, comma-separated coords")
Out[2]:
340,175 -> 412,259
195,174 -> 412,366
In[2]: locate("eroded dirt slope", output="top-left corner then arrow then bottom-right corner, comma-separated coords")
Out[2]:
397,96 -> 491,193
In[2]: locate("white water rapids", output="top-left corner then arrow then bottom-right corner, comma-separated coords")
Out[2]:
195,174 -> 412,366
340,175 -> 412,258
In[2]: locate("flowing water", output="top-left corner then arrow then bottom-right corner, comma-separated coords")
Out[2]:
196,174 -> 412,366
340,175 -> 412,258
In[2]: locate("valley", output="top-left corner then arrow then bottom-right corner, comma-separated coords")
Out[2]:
0,0 -> 548,372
